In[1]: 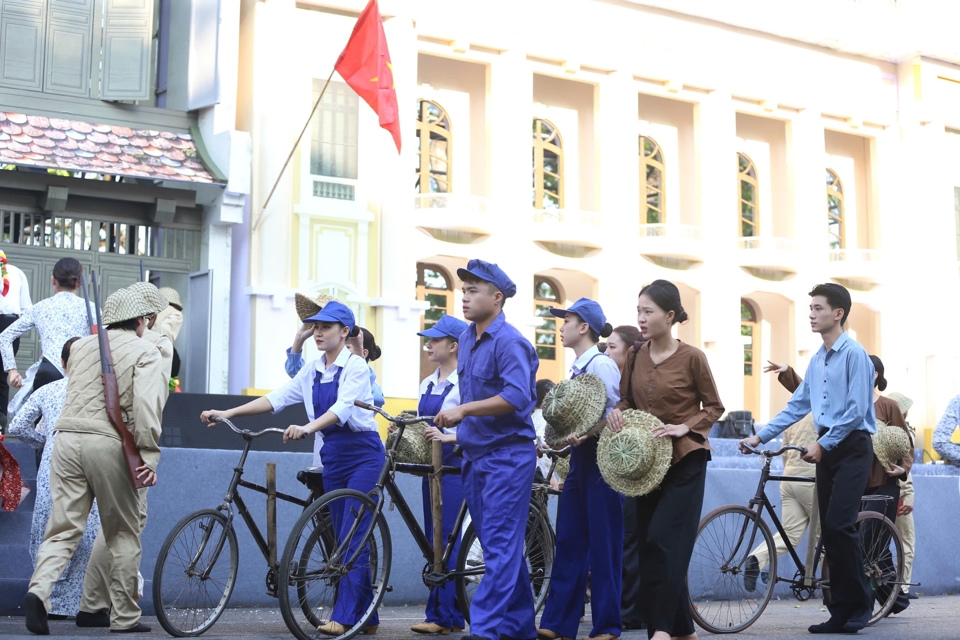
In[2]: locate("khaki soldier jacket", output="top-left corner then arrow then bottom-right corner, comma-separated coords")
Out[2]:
56,330 -> 165,470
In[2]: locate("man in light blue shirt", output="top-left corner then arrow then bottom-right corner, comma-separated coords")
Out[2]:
741,283 -> 875,635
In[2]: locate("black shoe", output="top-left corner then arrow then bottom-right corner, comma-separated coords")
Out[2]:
890,592 -> 911,615
47,614 -> 68,621
24,592 -> 49,635
112,622 -> 152,633
808,619 -> 847,634
842,611 -> 871,633
77,610 -> 111,627
906,592 -> 919,600
743,555 -> 760,592
622,620 -> 647,630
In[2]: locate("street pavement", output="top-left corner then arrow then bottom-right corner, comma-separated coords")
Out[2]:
0,597 -> 956,639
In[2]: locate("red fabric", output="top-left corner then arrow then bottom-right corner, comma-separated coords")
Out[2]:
334,0 -> 401,152
0,442 -> 29,512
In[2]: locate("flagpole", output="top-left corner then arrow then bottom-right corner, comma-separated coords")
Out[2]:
253,67 -> 337,232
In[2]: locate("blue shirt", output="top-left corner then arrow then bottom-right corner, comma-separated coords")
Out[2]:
456,312 -> 538,460
285,348 -> 385,407
757,332 -> 876,451
570,345 -> 620,418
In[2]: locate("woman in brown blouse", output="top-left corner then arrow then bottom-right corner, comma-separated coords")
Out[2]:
607,280 -> 724,640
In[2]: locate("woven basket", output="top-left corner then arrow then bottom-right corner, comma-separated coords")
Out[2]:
872,420 -> 911,474
294,292 -> 341,322
597,410 -> 672,497
542,374 -> 607,440
385,421 -> 432,465
554,456 -> 571,482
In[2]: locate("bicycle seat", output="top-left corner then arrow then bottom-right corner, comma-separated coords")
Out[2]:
296,467 -> 324,491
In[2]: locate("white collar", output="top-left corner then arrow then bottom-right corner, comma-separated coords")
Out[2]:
571,345 -> 601,375
427,366 -> 458,388
318,347 -> 353,370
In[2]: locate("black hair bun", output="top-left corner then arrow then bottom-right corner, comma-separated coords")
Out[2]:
348,325 -> 361,338
369,345 -> 382,362
876,375 -> 888,392
600,322 -> 613,339
675,306 -> 689,324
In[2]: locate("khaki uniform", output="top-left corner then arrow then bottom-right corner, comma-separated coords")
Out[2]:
28,330 -> 163,631
154,305 -> 183,344
80,327 -> 173,616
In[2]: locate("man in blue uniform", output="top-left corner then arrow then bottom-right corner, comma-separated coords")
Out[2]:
435,259 -> 539,640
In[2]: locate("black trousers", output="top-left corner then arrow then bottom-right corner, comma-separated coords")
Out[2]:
0,313 -> 20,422
817,430 -> 872,624
621,496 -> 645,628
862,480 -> 910,612
637,449 -> 708,638
33,357 -> 64,392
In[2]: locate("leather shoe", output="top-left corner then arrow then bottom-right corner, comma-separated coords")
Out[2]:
111,622 -> 151,633
412,622 -> 452,635
743,555 -> 760,592
77,610 -> 110,627
319,621 -> 379,636
24,592 -> 49,636
808,619 -> 847,634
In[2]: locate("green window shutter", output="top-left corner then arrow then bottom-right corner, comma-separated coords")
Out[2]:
43,0 -> 94,96
0,0 -> 46,90
100,0 -> 154,101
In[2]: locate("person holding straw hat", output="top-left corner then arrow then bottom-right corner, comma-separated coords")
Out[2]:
537,298 -> 622,640
408,313 -> 470,635
434,259 -> 539,640
887,391 -> 918,599
201,301 -> 383,636
607,280 -> 723,640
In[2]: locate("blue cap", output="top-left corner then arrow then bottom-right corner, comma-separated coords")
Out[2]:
456,259 -> 517,298
304,300 -> 355,331
418,314 -> 469,340
549,298 -> 607,336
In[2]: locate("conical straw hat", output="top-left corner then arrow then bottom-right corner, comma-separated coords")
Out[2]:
294,292 -> 341,322
597,410 -> 672,497
871,420 -> 912,474
542,373 -> 607,440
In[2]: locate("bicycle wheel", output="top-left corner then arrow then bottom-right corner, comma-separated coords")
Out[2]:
278,489 -> 391,640
688,505 -> 777,634
455,502 -> 555,624
857,510 -> 904,625
152,509 -> 238,637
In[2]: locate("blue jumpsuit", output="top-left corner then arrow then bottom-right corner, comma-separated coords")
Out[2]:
314,364 -> 386,627
418,382 -> 466,630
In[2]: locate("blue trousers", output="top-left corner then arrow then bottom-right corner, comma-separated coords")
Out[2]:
421,465 -> 466,629
321,432 -> 385,627
462,443 -> 537,640
540,438 -> 624,639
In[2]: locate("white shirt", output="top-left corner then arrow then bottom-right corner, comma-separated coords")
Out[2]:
0,291 -> 92,373
570,345 -> 621,418
266,347 -> 378,432
0,264 -> 32,316
418,368 -> 460,434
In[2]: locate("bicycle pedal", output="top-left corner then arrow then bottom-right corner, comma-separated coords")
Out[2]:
385,585 -> 393,593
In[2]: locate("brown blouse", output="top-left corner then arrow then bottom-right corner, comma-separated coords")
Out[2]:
777,366 -> 913,488
615,340 -> 725,465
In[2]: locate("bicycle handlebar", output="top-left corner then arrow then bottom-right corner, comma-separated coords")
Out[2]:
741,442 -> 808,458
536,437 -> 572,459
208,415 -> 286,438
354,400 -> 435,426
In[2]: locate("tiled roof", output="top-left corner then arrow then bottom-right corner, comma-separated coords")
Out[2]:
0,112 -> 217,184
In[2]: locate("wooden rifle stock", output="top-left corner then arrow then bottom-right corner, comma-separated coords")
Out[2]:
91,271 -> 148,490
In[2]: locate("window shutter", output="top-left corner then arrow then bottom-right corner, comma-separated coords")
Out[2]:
43,0 -> 94,96
100,0 -> 154,101
186,0 -> 220,110
0,0 -> 46,90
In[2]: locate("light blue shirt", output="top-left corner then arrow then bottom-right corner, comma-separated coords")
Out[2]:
757,332 -> 876,451
570,345 -> 620,419
285,347 -> 384,407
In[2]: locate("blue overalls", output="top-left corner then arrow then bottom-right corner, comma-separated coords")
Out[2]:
418,382 -> 466,630
314,361 -> 386,627
539,354 -> 624,639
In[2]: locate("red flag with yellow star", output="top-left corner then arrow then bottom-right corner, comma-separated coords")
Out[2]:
335,0 -> 401,152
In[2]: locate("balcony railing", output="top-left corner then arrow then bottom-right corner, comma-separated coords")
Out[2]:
638,224 -> 703,240
827,248 -> 883,290
636,224 -> 705,270
737,236 -> 800,281
531,208 -> 603,258
828,249 -> 881,263
413,193 -> 493,244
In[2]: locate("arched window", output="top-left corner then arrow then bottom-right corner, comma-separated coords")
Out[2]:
826,169 -> 844,250
532,119 -> 563,210
534,276 -> 563,382
741,301 -> 757,376
738,153 -> 759,237
416,263 -> 454,380
741,300 -> 760,417
641,136 -> 665,224
415,100 -> 452,193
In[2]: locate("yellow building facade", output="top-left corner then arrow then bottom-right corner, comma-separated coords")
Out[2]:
231,0 -> 960,453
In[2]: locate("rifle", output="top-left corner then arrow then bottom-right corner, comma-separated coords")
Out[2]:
91,270 -> 149,489
79,270 -> 97,335
139,260 -> 145,282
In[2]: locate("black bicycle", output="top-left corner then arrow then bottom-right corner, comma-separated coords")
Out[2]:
277,402 -> 562,640
152,417 -> 332,636
687,443 -> 905,634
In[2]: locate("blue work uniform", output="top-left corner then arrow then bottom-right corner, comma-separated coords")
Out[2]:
418,369 -> 466,630
456,311 -> 539,640
539,346 -> 624,639
267,349 -> 384,628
